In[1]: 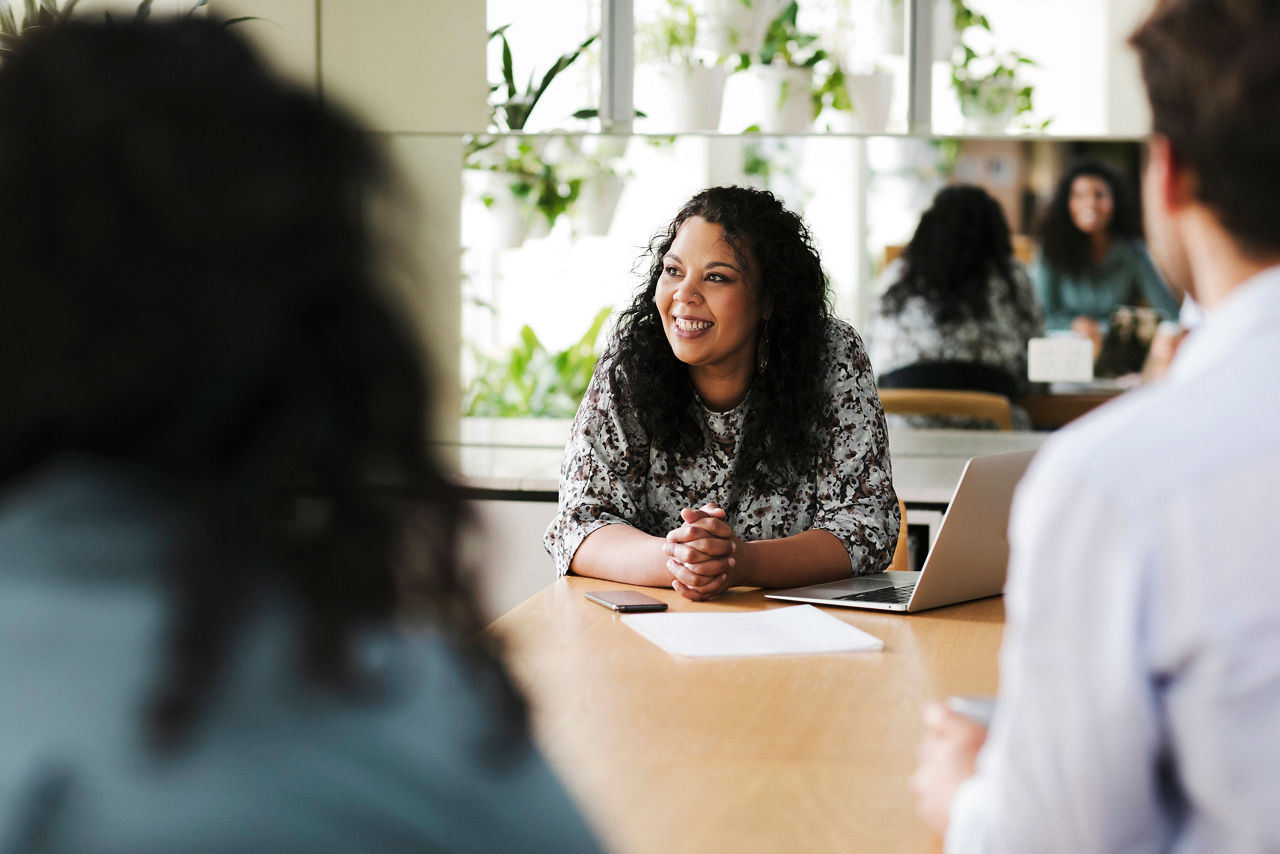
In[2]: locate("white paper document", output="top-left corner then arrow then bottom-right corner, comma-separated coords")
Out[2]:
621,604 -> 884,658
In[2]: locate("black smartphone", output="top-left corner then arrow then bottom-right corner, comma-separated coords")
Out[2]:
584,590 -> 668,613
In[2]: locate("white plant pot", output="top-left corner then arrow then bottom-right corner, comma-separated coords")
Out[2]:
959,78 -> 1020,134
475,171 -> 532,250
584,135 -> 630,162
691,0 -> 787,59
734,65 -> 814,134
851,0 -> 904,58
526,211 -> 552,241
574,173 -> 626,237
635,63 -> 728,133
817,108 -> 858,133
846,69 -> 894,133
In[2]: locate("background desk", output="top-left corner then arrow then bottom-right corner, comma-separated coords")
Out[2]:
491,576 -> 1004,854
1018,390 -> 1123,430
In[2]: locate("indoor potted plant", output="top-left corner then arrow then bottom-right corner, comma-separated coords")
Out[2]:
690,0 -> 786,60
634,0 -> 728,133
946,0 -> 1045,133
951,48 -> 1035,133
728,0 -> 823,133
465,24 -> 598,248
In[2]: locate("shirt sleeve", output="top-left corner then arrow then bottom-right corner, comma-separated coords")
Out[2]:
810,322 -> 899,575
946,448 -> 1173,853
543,360 -> 650,577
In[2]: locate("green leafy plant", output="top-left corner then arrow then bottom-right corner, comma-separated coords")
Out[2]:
947,0 -> 1046,129
635,0 -> 697,66
951,50 -> 1037,122
0,0 -> 80,52
468,136 -> 595,232
813,61 -> 852,114
1,0 -> 255,61
486,24 -> 597,132
733,1 -> 836,122
465,26 -> 602,234
753,0 -> 824,69
464,307 -> 612,418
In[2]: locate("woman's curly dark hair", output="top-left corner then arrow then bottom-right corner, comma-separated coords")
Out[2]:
0,19 -> 523,754
880,183 -> 1033,327
1038,159 -> 1143,276
605,186 -> 832,488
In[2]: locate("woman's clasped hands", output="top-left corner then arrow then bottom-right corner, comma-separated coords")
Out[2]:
663,502 -> 743,601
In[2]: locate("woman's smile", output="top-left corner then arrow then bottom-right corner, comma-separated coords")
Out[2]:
653,216 -> 768,409
673,315 -> 714,335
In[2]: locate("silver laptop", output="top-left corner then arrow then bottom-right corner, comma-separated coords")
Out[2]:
765,449 -> 1036,612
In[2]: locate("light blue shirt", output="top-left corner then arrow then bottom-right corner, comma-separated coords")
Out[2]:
948,266 -> 1280,852
0,461 -> 602,854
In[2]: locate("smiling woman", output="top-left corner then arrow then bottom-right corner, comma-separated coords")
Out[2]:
1032,159 -> 1181,340
654,216 -> 769,410
544,186 -> 899,601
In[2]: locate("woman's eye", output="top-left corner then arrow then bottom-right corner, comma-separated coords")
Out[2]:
707,272 -> 727,282
664,265 -> 681,277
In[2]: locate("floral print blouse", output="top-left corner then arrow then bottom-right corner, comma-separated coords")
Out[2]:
544,319 -> 899,579
866,258 -> 1045,429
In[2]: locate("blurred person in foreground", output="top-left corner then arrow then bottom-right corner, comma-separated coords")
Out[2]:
912,0 -> 1280,850
0,18 -> 600,853
868,183 -> 1044,429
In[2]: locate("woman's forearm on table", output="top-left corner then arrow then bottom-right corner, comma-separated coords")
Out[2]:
736,529 -> 853,589
569,522 -> 673,587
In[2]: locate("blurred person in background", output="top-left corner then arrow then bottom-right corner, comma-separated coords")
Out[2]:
1032,158 -> 1181,350
868,183 -> 1044,429
0,18 -> 600,853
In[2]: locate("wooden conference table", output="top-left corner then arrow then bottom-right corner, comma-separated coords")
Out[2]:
490,576 -> 1005,854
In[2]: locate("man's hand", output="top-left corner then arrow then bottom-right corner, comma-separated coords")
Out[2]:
910,701 -> 988,836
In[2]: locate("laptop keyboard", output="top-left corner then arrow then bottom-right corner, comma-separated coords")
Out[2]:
836,584 -> 915,604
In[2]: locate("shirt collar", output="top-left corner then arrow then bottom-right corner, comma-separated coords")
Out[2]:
1169,264 -> 1280,382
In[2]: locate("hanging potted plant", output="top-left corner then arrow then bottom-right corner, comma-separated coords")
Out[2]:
813,58 -> 894,133
464,24 -> 597,248
570,137 -> 630,238
1,0 -> 254,60
947,0 -> 1047,133
729,1 -> 823,134
467,137 -> 586,249
951,48 -> 1035,133
634,0 -> 728,133
690,0 -> 787,60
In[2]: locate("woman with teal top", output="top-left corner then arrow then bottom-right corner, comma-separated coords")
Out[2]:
1032,159 -> 1181,345
0,19 -> 601,852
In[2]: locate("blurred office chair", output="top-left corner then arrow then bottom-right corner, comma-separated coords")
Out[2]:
878,388 -> 1015,431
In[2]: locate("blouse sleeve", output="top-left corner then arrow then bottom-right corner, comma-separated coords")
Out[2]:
810,322 -> 900,575
543,360 -> 650,577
